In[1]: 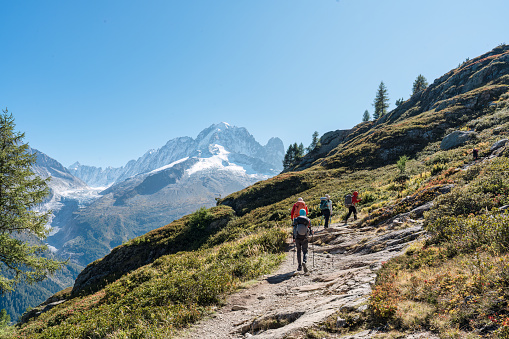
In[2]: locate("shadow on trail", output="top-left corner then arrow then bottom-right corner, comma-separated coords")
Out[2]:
266,272 -> 294,284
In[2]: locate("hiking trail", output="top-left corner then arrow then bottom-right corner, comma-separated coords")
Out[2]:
181,216 -> 439,339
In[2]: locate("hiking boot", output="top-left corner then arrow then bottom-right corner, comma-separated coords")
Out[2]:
354,216 -> 357,221
297,265 -> 302,271
302,263 -> 308,273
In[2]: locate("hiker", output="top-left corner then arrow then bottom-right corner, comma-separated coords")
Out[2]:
292,209 -> 313,273
344,191 -> 361,224
290,197 -> 308,221
473,148 -> 479,160
319,194 -> 333,228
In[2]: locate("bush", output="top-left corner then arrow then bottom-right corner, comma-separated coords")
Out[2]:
188,207 -> 213,230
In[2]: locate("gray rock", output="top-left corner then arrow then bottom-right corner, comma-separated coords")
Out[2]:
490,139 -> 508,152
440,131 -> 477,150
493,126 -> 504,135
336,316 -> 346,328
410,201 -> 434,218
232,305 -> 248,311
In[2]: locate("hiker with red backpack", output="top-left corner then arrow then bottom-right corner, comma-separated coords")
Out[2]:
344,191 -> 361,224
292,209 -> 313,273
290,197 -> 308,221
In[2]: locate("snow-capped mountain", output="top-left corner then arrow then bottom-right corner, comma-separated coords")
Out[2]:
68,122 -> 284,187
31,149 -> 102,240
45,123 -> 285,266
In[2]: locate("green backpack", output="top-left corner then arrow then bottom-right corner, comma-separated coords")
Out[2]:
319,199 -> 328,210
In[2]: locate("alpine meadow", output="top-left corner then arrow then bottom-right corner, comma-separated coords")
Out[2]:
3,45 -> 509,338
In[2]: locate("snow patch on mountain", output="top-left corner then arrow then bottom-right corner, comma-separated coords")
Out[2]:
148,157 -> 190,175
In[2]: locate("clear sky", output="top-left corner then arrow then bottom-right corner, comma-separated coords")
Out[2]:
2,1 -> 508,168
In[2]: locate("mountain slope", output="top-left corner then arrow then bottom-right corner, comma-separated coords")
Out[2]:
0,150 -> 87,321
10,45 -> 509,338
294,44 -> 509,171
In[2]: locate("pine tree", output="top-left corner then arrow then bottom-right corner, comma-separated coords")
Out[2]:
362,110 -> 370,122
0,110 -> 65,294
373,81 -> 390,119
307,131 -> 320,153
283,142 -> 306,171
395,98 -> 404,107
296,143 -> 305,163
412,74 -> 428,95
282,144 -> 295,171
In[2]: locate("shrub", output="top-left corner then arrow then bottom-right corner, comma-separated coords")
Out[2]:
369,281 -> 399,324
188,207 -> 213,230
431,163 -> 447,175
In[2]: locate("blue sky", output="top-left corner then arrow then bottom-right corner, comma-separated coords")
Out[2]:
2,1 -> 508,168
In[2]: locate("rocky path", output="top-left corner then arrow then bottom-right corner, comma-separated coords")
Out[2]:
180,218 -> 435,339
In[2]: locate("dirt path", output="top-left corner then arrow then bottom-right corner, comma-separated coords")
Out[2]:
180,218 -> 433,339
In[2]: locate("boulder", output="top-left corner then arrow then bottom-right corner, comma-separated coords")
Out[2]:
440,131 -> 477,150
490,139 -> 508,152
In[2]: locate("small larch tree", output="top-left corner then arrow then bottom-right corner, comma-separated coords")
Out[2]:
307,131 -> 320,153
283,142 -> 305,171
0,109 -> 65,293
373,81 -> 390,120
412,74 -> 428,95
362,110 -> 370,122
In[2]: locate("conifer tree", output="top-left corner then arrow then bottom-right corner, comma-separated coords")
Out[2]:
0,110 -> 65,293
373,81 -> 390,119
395,98 -> 404,107
412,74 -> 428,95
307,131 -> 320,153
362,110 -> 370,122
282,144 -> 295,171
296,143 -> 305,163
283,142 -> 306,171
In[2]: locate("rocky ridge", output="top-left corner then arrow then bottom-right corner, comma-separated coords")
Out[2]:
293,45 -> 509,171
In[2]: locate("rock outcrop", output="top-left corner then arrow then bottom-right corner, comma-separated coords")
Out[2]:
440,130 -> 477,150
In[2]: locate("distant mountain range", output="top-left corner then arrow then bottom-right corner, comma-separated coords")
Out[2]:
39,122 -> 284,266
68,122 -> 284,187
1,122 -> 284,321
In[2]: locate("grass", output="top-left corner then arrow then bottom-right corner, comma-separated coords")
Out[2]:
10,227 -> 287,338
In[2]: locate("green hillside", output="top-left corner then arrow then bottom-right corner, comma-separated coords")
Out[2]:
6,45 -> 509,338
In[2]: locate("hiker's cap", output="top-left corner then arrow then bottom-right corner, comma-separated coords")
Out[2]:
299,209 -> 307,216
325,194 -> 330,199
297,197 -> 303,202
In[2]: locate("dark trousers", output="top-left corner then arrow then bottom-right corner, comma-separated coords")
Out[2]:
295,238 -> 308,266
322,209 -> 331,228
345,205 -> 357,222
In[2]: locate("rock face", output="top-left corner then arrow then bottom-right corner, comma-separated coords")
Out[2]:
296,129 -> 352,169
440,130 -> 477,150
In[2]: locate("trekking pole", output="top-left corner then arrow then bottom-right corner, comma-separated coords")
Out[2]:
293,243 -> 295,265
312,232 -> 314,268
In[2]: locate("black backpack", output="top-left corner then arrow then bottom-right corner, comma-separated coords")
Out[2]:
344,194 -> 352,207
295,223 -> 308,239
